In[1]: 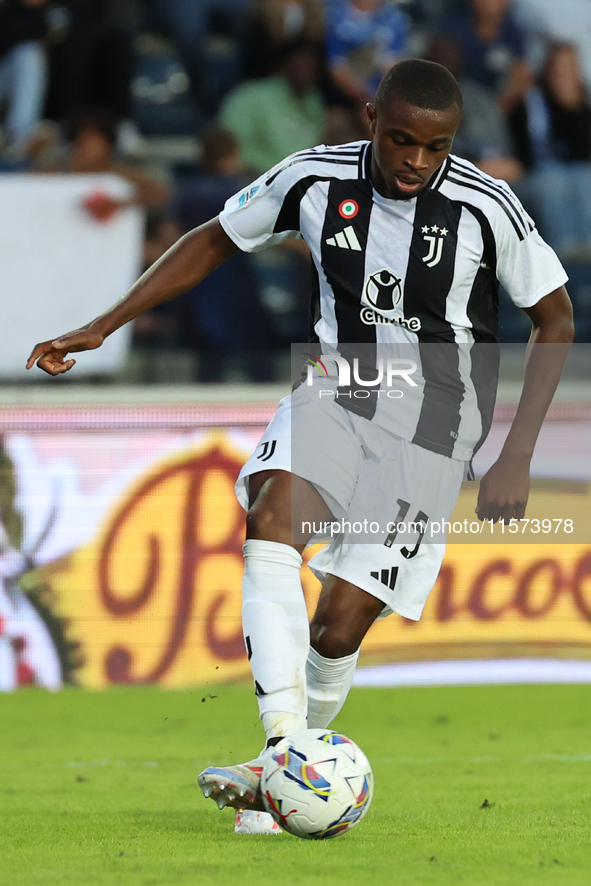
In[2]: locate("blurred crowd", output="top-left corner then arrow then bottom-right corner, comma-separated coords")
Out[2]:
2,0 -> 591,381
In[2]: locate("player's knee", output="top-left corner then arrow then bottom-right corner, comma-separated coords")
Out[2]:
310,621 -> 359,659
246,500 -> 290,543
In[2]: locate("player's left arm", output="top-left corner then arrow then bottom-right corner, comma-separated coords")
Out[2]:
476,285 -> 574,523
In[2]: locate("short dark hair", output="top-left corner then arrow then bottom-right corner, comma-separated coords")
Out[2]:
201,127 -> 238,166
272,37 -> 320,69
66,106 -> 119,146
374,59 -> 463,116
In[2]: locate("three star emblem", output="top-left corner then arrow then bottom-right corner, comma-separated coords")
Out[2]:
421,225 -> 448,235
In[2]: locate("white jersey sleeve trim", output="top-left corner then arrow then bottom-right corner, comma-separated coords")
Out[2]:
218,143 -> 367,254
440,159 -> 568,311
509,269 -> 570,309
218,208 -> 296,254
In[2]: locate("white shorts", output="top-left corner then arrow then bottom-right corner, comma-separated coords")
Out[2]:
236,394 -> 466,621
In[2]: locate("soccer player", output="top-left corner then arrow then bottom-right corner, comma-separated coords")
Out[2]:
27,60 -> 574,836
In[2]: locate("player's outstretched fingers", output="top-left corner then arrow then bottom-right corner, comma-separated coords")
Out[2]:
27,330 -> 104,374
26,341 -> 75,375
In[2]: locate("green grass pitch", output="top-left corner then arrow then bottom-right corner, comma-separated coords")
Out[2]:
1,683 -> 591,885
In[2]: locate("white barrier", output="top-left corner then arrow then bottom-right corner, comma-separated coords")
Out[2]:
1,174 -> 143,378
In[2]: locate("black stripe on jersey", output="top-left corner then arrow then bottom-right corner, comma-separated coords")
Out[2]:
470,343 -> 500,455
284,148 -> 364,166
462,203 -> 500,452
266,156 -> 359,186
412,342 -> 464,456
296,146 -> 363,156
450,159 -> 533,236
460,203 -> 499,344
309,261 -> 321,342
451,157 -> 534,233
446,173 -> 527,241
361,142 -> 372,179
405,190 -> 465,453
429,156 -> 451,192
319,177 -> 378,419
274,145 -> 363,163
273,175 -> 331,234
403,188 -> 463,341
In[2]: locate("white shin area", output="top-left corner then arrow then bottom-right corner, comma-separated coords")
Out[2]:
306,645 -> 360,729
242,539 -> 310,741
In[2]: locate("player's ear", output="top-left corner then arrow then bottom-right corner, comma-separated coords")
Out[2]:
366,103 -> 377,135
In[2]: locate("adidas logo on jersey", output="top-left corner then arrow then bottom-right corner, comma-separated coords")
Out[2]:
326,226 -> 362,251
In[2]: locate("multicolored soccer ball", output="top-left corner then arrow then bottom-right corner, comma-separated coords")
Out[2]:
261,728 -> 373,839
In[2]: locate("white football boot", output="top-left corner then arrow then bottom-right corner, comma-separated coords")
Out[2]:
198,757 -> 266,812
234,809 -> 282,834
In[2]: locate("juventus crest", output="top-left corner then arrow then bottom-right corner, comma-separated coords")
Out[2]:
421,225 -> 448,268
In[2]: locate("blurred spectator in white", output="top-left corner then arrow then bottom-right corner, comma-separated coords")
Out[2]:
441,0 -> 532,116
0,0 -> 67,158
241,0 -> 325,80
219,38 -> 325,175
426,35 -> 522,184
325,0 -> 409,107
509,43 -> 591,260
513,0 -> 591,96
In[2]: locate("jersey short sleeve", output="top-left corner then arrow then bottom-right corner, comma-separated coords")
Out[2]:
492,185 -> 568,308
218,159 -> 303,253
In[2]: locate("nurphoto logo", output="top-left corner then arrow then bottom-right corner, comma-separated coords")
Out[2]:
304,353 -> 417,399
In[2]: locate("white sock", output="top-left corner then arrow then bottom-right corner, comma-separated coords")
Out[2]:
242,539 -> 310,742
306,646 -> 359,729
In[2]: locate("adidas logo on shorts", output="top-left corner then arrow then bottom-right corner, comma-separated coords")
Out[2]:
370,567 -> 399,590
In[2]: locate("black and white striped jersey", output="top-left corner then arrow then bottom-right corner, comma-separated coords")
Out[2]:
219,141 -> 568,459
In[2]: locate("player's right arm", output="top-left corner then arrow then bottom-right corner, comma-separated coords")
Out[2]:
26,218 -> 238,375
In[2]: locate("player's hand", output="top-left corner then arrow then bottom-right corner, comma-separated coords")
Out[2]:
476,455 -> 530,524
26,329 -> 105,376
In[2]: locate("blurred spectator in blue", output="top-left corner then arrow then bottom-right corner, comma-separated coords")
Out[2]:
0,0 -> 67,158
219,38 -> 326,175
509,43 -> 591,260
441,0 -> 532,116
241,0 -> 325,80
325,0 -> 409,108
148,0 -> 250,108
426,35 -> 522,184
172,128 -> 275,382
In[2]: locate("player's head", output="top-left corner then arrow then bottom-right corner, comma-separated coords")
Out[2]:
367,59 -> 463,200
66,106 -> 119,171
